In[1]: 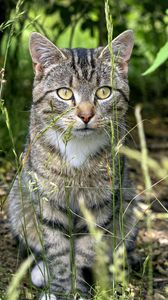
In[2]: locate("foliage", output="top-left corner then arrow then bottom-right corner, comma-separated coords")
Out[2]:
143,41 -> 168,75
6,256 -> 33,300
142,8 -> 168,75
0,0 -> 167,159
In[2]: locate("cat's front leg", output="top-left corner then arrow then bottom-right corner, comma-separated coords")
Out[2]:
75,235 -> 96,299
34,223 -> 72,300
37,232 -> 94,300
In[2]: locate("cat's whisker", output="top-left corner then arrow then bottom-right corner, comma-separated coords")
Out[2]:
102,127 -> 111,139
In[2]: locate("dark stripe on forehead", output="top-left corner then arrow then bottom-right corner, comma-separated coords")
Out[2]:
77,48 -> 89,79
70,48 -> 97,82
88,49 -> 96,81
70,49 -> 76,70
71,48 -> 96,81
90,49 -> 95,69
70,49 -> 80,79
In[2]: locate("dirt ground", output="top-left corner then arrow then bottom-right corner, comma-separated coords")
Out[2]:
0,100 -> 168,300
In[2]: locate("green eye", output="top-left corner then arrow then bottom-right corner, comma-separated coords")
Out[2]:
57,88 -> 73,100
96,86 -> 111,100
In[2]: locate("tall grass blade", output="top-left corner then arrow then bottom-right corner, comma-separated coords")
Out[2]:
6,256 -> 33,300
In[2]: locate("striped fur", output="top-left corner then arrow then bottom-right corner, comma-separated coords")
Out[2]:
8,30 -> 137,299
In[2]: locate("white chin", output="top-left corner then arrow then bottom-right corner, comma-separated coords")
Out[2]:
73,129 -> 95,137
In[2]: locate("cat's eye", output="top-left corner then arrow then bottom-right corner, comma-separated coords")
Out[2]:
57,88 -> 73,100
96,86 -> 111,100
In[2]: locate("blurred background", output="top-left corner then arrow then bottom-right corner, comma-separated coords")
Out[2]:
0,0 -> 168,161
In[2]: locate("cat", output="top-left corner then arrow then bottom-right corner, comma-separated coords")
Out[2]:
8,30 -> 138,300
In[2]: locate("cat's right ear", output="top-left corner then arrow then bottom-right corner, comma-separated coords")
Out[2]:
97,30 -> 134,75
29,32 -> 67,76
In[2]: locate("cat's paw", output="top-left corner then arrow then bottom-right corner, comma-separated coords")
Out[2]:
39,294 -> 57,300
31,261 -> 49,287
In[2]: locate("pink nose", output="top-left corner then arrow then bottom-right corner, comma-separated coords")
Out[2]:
78,113 -> 94,124
76,102 -> 95,124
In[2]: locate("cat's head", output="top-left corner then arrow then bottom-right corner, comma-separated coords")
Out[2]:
29,30 -> 134,139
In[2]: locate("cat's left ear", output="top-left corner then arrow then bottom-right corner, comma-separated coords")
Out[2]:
98,30 -> 134,74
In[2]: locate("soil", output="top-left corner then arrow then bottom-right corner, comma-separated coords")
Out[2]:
0,100 -> 168,300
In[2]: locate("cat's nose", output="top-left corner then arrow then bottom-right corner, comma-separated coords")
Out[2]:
76,102 -> 95,124
79,113 -> 94,124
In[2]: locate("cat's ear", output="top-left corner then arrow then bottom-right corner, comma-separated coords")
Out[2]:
29,32 -> 67,76
98,30 -> 134,74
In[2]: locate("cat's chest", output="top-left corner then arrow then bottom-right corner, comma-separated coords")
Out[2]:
46,129 -> 109,168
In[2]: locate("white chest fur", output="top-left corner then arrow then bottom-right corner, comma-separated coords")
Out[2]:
46,129 -> 108,168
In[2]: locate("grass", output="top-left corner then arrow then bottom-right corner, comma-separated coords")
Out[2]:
6,256 -> 34,300
0,0 -> 168,300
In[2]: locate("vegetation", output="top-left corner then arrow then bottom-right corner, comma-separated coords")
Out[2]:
0,0 -> 168,300
0,0 -> 167,159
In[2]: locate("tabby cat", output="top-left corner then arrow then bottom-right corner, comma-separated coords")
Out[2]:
8,30 -> 137,300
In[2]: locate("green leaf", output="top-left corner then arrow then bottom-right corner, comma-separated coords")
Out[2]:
142,255 -> 149,277
142,41 -> 168,76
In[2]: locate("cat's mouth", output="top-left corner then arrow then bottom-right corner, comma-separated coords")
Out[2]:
73,126 -> 95,136
76,127 -> 94,131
